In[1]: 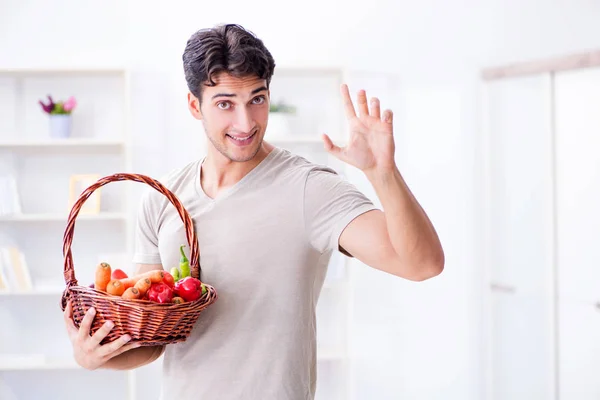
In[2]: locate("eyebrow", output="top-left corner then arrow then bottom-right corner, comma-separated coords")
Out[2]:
211,86 -> 268,100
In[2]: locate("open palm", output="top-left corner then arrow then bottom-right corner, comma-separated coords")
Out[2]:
322,84 -> 396,173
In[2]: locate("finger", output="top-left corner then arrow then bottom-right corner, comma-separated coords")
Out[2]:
340,84 -> 356,119
63,299 -> 73,324
100,334 -> 136,358
89,320 -> 115,347
370,97 -> 381,119
322,134 -> 347,162
356,90 -> 369,118
63,301 -> 78,339
382,109 -> 394,124
76,306 -> 96,342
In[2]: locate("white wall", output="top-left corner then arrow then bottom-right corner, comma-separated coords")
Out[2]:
3,0 -> 600,399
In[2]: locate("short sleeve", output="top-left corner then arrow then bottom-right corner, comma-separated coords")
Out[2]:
131,189 -> 163,265
304,167 -> 378,255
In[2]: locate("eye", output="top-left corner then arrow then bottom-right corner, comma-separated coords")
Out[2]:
217,101 -> 231,110
252,96 -> 266,105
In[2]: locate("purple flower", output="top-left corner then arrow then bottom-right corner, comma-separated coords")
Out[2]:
38,95 -> 55,114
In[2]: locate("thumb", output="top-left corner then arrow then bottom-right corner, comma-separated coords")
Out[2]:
322,134 -> 346,160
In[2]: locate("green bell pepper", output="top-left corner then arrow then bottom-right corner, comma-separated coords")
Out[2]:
179,244 -> 190,278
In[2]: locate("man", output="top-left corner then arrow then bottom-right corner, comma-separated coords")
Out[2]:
63,23 -> 444,399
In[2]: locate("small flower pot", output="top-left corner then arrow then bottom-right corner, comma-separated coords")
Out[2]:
49,114 -> 72,139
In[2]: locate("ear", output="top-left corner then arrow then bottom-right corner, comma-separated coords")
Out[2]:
187,92 -> 203,120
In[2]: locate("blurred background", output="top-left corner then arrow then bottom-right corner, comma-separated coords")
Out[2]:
1,0 -> 600,399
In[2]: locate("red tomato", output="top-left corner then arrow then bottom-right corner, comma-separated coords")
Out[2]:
162,271 -> 175,288
111,269 -> 128,280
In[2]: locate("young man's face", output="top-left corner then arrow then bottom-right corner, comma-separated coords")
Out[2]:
188,72 -> 270,163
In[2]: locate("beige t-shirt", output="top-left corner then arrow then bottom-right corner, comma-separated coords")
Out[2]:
132,146 -> 378,400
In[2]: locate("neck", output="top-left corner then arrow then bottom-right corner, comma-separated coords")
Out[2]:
201,141 -> 274,198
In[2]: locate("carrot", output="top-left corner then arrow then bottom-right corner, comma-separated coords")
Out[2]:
122,287 -> 140,300
134,277 -> 152,297
119,277 -> 137,290
106,279 -> 125,296
122,269 -> 165,287
133,270 -> 164,284
172,297 -> 185,304
94,262 -> 112,292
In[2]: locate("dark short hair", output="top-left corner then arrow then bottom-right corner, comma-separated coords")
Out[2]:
182,23 -> 276,102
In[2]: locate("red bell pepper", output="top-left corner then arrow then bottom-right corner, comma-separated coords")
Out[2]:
174,277 -> 203,302
147,282 -> 174,304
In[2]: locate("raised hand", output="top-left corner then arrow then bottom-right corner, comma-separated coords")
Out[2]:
322,84 -> 396,174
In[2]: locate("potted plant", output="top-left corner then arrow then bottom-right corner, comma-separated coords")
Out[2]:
267,99 -> 296,137
39,95 -> 77,139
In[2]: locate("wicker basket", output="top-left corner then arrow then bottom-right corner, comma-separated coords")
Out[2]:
59,173 -> 217,346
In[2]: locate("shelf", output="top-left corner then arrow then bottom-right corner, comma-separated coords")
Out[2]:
0,351 -> 343,370
0,67 -> 126,76
0,355 -> 80,371
0,138 -> 125,154
0,212 -> 128,223
1,282 -> 344,297
0,287 -> 64,296
1,283 -> 345,297
0,282 -> 345,297
270,66 -> 344,75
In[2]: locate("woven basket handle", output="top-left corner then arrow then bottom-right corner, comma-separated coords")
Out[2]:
62,173 -> 199,287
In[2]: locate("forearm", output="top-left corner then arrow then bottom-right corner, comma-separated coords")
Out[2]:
366,166 -> 444,276
101,345 -> 165,371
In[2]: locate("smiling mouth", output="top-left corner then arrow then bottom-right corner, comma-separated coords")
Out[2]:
226,131 -> 257,146
227,132 -> 255,141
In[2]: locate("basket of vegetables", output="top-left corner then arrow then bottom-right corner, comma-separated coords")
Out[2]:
59,173 -> 217,346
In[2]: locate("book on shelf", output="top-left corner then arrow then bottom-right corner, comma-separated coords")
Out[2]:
0,175 -> 21,216
0,246 -> 32,292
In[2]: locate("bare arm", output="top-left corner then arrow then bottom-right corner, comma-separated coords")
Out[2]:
339,171 -> 444,281
324,84 -> 444,281
101,342 -> 165,370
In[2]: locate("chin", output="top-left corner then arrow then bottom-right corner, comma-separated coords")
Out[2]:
224,138 -> 263,162
225,151 -> 259,163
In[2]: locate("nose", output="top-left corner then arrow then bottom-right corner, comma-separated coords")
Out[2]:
234,108 -> 254,134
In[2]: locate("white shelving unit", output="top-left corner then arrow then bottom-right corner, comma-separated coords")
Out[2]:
0,212 -> 128,222
0,137 -> 125,147
0,67 -> 135,400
